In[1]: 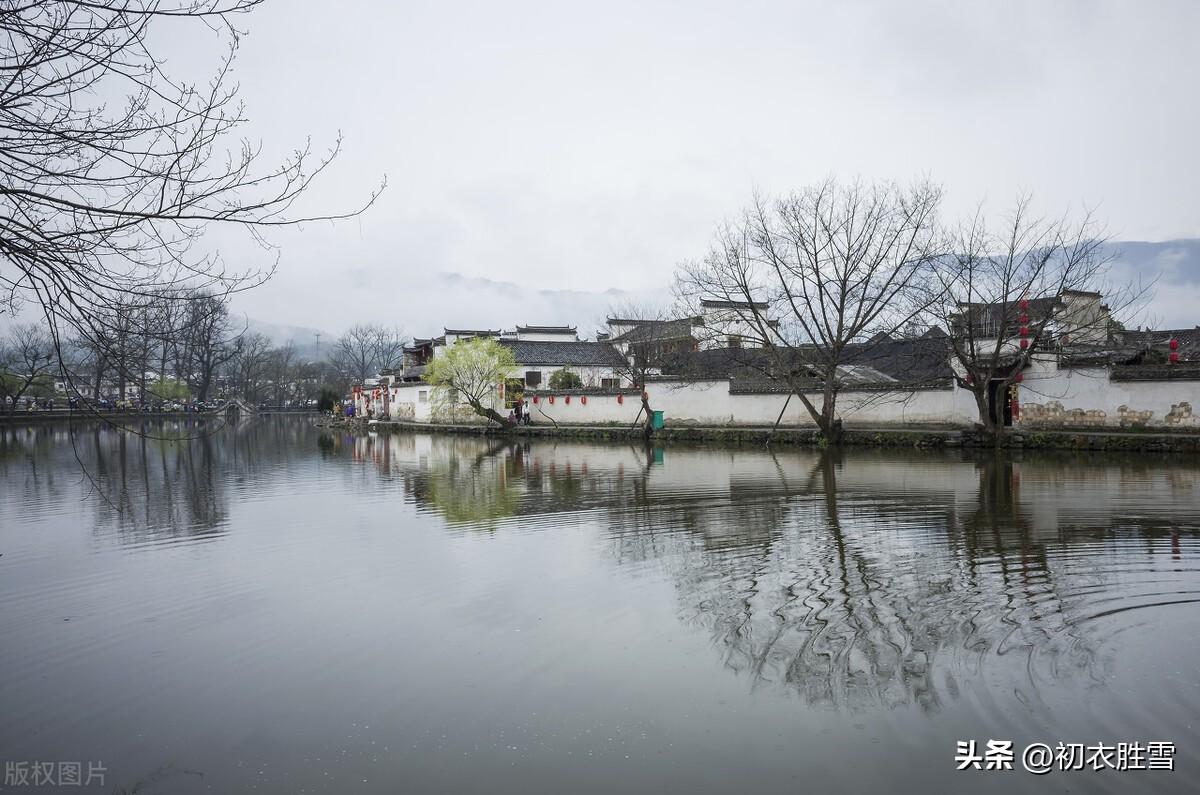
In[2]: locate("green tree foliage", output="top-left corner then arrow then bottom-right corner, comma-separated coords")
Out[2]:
422,337 -> 516,427
147,378 -> 190,401
317,386 -> 341,413
548,368 -> 583,389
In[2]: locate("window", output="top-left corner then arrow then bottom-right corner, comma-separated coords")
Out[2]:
524,371 -> 542,387
418,390 -> 428,403
727,335 -> 742,348
601,378 -> 619,389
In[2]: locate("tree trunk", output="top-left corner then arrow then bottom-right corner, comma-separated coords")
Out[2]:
641,393 -> 654,442
820,416 -> 844,447
819,382 -> 843,447
469,399 -> 515,430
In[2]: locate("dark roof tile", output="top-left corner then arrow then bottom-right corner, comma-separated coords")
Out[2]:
499,339 -> 628,367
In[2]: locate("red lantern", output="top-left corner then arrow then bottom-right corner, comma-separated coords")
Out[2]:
548,396 -> 555,404
1169,338 -> 1179,351
1019,299 -> 1029,310
1019,326 -> 1029,337
565,395 -> 571,404
642,391 -> 649,401
617,393 -> 624,404
532,395 -> 539,404
1019,339 -> 1028,350
1170,352 -> 1180,364
1014,372 -> 1024,383
1019,313 -> 1029,324
580,395 -> 587,405
964,373 -> 973,386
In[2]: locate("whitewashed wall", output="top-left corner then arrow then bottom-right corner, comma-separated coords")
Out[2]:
650,381 -> 977,426
1019,362 -> 1199,426
514,365 -> 624,389
521,381 -> 977,426
526,392 -> 645,425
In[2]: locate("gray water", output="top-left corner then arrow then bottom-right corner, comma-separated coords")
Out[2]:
1,417 -> 1198,794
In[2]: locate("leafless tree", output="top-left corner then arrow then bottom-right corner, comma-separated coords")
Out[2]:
604,302 -> 698,440
180,291 -> 242,400
1,323 -> 58,410
331,323 -> 408,386
0,1 -> 382,411
227,332 -> 273,402
676,178 -> 944,444
927,197 -> 1147,438
267,341 -> 298,405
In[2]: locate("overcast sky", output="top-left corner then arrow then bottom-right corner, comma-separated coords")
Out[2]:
191,0 -> 1200,337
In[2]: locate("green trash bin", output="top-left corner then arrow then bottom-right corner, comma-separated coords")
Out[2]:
650,410 -> 665,430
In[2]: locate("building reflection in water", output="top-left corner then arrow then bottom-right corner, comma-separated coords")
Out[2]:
352,430 -> 1200,715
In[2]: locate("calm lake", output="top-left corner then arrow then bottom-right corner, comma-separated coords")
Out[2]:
1,417 -> 1198,793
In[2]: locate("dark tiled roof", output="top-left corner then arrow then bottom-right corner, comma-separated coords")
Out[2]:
1116,327 -> 1200,362
608,318 -> 698,344
951,296 -> 1060,336
1112,364 -> 1200,382
499,339 -> 628,367
700,299 -> 768,310
663,337 -> 953,386
443,328 -> 500,336
516,325 -> 576,334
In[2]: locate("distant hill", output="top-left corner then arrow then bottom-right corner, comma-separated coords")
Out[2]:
241,318 -> 331,360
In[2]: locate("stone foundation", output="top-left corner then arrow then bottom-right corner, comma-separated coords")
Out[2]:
1020,401 -> 1109,428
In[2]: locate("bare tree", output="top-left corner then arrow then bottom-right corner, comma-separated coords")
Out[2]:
676,178 -> 943,444
928,198 -> 1145,439
331,323 -> 408,386
227,332 -> 273,402
604,302 -> 698,440
267,341 -> 298,405
1,323 -> 58,410
180,292 -> 242,400
0,1 -> 382,410
375,327 -> 407,374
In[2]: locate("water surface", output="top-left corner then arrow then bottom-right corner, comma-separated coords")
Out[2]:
1,418 -> 1198,793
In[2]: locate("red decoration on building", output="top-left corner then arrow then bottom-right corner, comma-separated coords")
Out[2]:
580,395 -> 587,405
1019,326 -> 1029,337
532,395 -> 539,404
1019,339 -> 1028,350
564,395 -> 571,404
1019,299 -> 1029,310
1019,313 -> 1029,324
1170,352 -> 1180,364
1014,372 -> 1024,383
548,396 -> 555,404
642,391 -> 649,401
964,373 -> 973,386
1169,337 -> 1179,350
616,394 -> 624,404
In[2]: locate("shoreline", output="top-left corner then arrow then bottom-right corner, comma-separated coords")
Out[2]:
315,417 -> 1200,453
0,409 -> 319,425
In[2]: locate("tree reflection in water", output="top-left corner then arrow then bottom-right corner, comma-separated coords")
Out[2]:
362,433 -> 1200,715
1,418 -> 318,543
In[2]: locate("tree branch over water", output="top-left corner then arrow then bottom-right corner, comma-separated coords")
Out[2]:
0,0 -> 384,420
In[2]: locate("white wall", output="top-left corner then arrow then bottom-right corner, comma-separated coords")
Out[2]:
368,357 -> 1199,429
516,365 -> 624,389
519,381 -> 976,427
526,391 -> 646,425
1019,362 -> 1199,426
650,381 -> 977,426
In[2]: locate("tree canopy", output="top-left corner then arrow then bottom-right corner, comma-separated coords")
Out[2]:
422,337 -> 516,427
